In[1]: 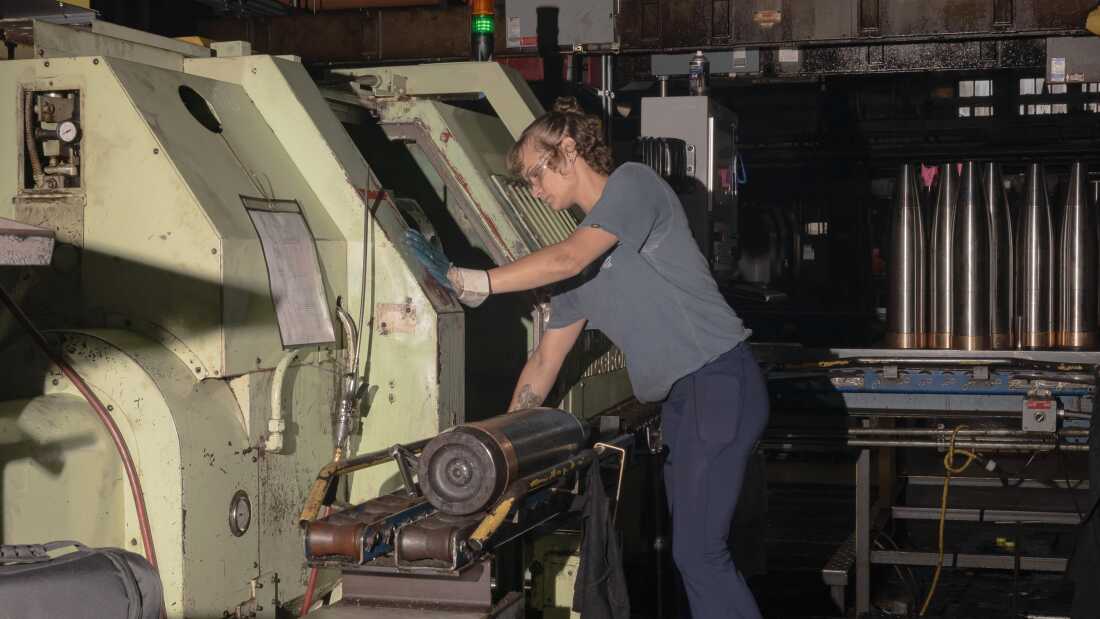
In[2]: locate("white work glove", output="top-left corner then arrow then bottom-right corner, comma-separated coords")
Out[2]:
447,267 -> 491,308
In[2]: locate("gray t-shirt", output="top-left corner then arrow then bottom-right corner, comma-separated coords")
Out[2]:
547,162 -> 750,402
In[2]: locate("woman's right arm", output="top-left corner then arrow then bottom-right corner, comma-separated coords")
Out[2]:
507,318 -> 586,412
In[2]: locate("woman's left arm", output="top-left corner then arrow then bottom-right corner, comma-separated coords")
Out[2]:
488,226 -> 618,293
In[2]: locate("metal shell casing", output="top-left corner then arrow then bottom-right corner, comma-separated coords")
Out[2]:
1016,163 -> 1056,349
929,163 -> 959,349
885,163 -> 926,348
952,161 -> 991,351
1056,161 -> 1098,349
1092,179 -> 1100,334
984,162 -> 1014,349
418,408 -> 588,516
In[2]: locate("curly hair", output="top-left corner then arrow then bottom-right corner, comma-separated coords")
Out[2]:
508,97 -> 614,179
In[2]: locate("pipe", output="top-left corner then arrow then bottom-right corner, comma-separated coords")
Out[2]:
849,428 -> 1089,437
333,305 -> 360,461
267,350 -> 300,453
23,91 -> 43,188
0,287 -> 161,571
1009,371 -> 1096,385
848,439 -> 1086,451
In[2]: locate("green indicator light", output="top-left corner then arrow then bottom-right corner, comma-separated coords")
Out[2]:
472,14 -> 495,34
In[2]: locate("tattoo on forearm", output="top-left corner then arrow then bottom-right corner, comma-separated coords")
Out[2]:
514,384 -> 542,410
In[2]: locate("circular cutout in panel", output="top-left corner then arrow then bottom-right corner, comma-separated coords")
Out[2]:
178,85 -> 222,134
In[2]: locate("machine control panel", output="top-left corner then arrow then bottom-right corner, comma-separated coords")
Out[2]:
22,89 -> 82,190
1022,393 -> 1058,433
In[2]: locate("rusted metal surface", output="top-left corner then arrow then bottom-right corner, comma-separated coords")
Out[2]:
860,0 -> 880,34
197,0 -> 1089,70
13,193 -> 84,247
305,492 -> 431,562
378,122 -> 515,265
302,0 -> 441,8
342,557 -> 493,609
0,217 -> 54,266
197,5 -> 486,64
796,38 -> 1045,75
375,7 -> 469,59
375,301 -> 417,335
395,513 -> 480,566
618,0 -> 1092,52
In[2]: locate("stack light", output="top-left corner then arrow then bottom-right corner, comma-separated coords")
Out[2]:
471,0 -> 494,61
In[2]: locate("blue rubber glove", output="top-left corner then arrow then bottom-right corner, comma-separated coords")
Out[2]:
404,229 -> 491,306
405,228 -> 454,292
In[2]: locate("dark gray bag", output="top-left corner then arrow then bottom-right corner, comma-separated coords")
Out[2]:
0,540 -> 163,619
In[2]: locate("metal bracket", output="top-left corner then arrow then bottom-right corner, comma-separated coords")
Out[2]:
880,365 -> 900,383
643,423 -> 663,455
391,444 -> 422,497
594,441 -> 628,524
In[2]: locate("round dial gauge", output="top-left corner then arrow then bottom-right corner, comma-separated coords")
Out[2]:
57,121 -> 79,144
228,490 -> 251,537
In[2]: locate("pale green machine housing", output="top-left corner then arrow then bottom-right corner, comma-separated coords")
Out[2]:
0,19 -> 629,618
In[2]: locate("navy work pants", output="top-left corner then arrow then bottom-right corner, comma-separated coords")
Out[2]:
661,342 -> 770,618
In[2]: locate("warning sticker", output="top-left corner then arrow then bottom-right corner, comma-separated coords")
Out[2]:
507,16 -> 521,48
753,9 -> 782,28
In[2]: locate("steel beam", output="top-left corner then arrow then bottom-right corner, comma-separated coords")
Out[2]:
871,550 -> 1069,572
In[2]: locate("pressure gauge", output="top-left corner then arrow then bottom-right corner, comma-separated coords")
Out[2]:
57,120 -> 80,144
228,490 -> 252,537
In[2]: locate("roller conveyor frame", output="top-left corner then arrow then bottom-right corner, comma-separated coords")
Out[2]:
755,344 -> 1096,616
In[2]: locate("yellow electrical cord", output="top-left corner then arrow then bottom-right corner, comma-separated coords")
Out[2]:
919,425 -> 979,616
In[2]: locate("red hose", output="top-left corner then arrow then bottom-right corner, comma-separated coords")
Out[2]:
0,286 -> 159,570
298,505 -> 330,616
299,563 -> 320,616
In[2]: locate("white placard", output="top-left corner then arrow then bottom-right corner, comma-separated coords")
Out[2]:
778,48 -> 800,63
244,198 -> 335,348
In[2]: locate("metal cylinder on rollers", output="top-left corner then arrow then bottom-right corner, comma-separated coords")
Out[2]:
929,162 -> 959,349
1016,163 -> 1055,349
885,163 -> 926,348
1057,161 -> 1098,349
417,408 -> 589,516
952,160 -> 992,351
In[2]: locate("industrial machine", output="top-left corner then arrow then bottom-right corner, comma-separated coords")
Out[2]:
638,88 -> 741,283
296,407 -> 638,618
0,17 -> 633,618
5,1 -> 1100,616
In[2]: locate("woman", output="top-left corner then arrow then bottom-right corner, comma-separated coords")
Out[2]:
407,97 -> 769,618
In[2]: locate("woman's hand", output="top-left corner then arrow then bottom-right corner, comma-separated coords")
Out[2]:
404,229 -> 491,307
